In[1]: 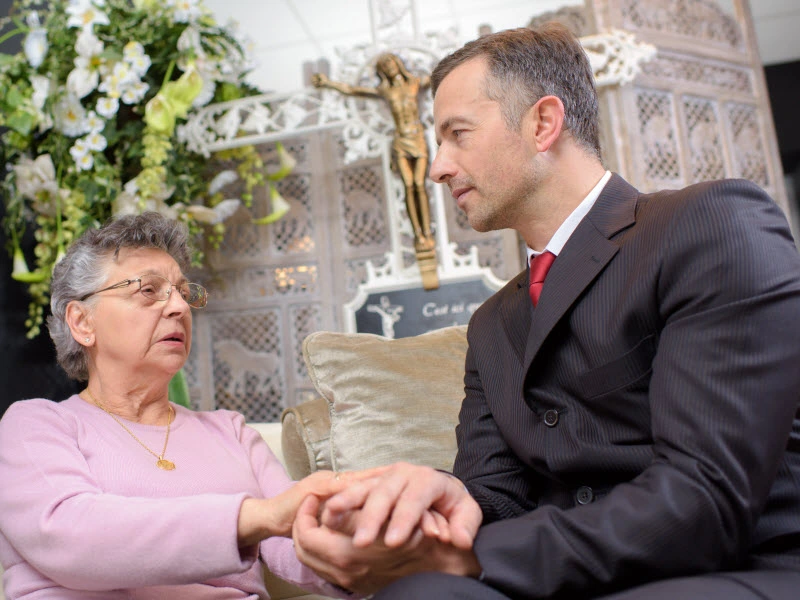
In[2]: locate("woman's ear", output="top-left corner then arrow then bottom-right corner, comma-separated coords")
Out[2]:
524,95 -> 565,153
65,300 -> 94,346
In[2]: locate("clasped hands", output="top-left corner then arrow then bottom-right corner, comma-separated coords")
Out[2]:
291,462 -> 483,594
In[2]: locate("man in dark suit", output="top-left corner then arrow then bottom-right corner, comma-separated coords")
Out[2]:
292,24 -> 800,599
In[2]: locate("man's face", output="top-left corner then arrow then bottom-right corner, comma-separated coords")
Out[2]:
430,57 -> 542,233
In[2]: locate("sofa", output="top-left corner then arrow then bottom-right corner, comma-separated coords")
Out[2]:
0,325 -> 468,600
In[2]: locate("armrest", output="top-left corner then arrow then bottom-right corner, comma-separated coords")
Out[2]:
280,396 -> 332,480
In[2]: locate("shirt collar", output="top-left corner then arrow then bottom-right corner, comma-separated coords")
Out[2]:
526,170 -> 612,262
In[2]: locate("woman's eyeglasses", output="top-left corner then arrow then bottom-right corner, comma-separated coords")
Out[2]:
80,274 -> 208,308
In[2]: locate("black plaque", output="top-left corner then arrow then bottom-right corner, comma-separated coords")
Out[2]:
353,277 -> 497,338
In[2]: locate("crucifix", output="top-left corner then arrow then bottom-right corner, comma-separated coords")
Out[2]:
312,52 -> 439,289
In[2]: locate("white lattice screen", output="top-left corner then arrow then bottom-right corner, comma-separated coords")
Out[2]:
185,130 -> 518,421
591,0 -> 787,210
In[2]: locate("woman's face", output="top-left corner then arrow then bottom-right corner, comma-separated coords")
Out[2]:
87,247 -> 193,381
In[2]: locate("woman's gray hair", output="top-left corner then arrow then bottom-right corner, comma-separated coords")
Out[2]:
48,212 -> 192,381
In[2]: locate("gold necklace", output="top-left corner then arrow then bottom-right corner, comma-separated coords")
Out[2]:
86,388 -> 176,471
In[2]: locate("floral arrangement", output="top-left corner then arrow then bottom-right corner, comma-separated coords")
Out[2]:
0,0 -> 293,337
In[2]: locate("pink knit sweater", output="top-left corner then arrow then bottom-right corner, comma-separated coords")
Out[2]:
0,396 -> 346,599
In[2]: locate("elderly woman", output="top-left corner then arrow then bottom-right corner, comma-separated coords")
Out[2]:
0,212 -> 364,599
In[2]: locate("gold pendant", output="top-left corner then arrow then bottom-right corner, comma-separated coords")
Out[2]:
157,459 -> 176,471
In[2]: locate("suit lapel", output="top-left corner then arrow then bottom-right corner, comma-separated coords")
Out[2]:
523,174 -> 640,369
498,272 -> 531,364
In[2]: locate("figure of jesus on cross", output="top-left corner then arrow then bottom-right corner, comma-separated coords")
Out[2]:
313,53 -> 439,289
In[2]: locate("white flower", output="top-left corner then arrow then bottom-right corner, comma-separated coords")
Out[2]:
69,136 -> 97,170
267,142 -> 297,180
29,75 -> 54,132
113,179 -> 141,216
176,24 -> 202,55
191,75 -> 216,108
208,170 -> 239,195
154,202 -> 183,221
216,21 -> 257,82
84,111 -> 105,133
66,67 -> 99,99
75,153 -> 94,171
177,22 -> 251,88
69,138 -> 90,163
120,80 -> 149,104
96,97 -> 119,119
174,123 -> 189,146
11,246 -> 34,280
251,186 -> 291,225
83,131 -> 107,152
98,61 -> 134,99
12,155 -> 58,201
75,27 -> 103,58
123,41 -> 151,77
67,30 -> 103,98
66,0 -> 110,29
23,13 -> 48,68
53,95 -> 88,137
113,179 -> 180,220
186,198 -> 241,224
30,76 -> 50,111
11,155 -> 68,217
226,19 -> 258,70
168,0 -> 202,24
122,41 -> 144,58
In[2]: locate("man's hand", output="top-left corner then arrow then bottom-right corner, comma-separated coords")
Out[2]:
293,494 -> 481,595
320,462 -> 482,549
237,467 -> 387,546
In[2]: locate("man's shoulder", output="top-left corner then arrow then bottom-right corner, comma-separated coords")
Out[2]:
631,178 -> 781,231
640,178 -> 771,207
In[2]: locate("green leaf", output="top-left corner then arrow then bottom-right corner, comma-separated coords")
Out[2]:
168,369 -> 192,408
6,86 -> 25,109
98,48 -> 123,61
217,82 -> 243,102
7,111 -> 34,136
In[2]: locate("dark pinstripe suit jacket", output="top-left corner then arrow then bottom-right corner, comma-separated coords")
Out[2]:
453,174 -> 800,599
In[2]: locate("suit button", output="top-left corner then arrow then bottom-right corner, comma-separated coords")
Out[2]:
576,486 -> 594,505
543,409 -> 559,427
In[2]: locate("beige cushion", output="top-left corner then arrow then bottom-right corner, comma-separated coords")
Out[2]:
280,396 -> 332,480
301,325 -> 468,472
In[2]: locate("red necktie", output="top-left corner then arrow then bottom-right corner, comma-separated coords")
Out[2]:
529,251 -> 556,307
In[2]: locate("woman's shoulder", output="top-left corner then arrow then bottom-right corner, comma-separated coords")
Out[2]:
0,395 -> 86,439
1,395 -> 81,420
174,405 -> 248,436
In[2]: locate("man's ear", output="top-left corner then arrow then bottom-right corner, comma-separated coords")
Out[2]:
524,95 -> 565,153
65,300 -> 94,346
